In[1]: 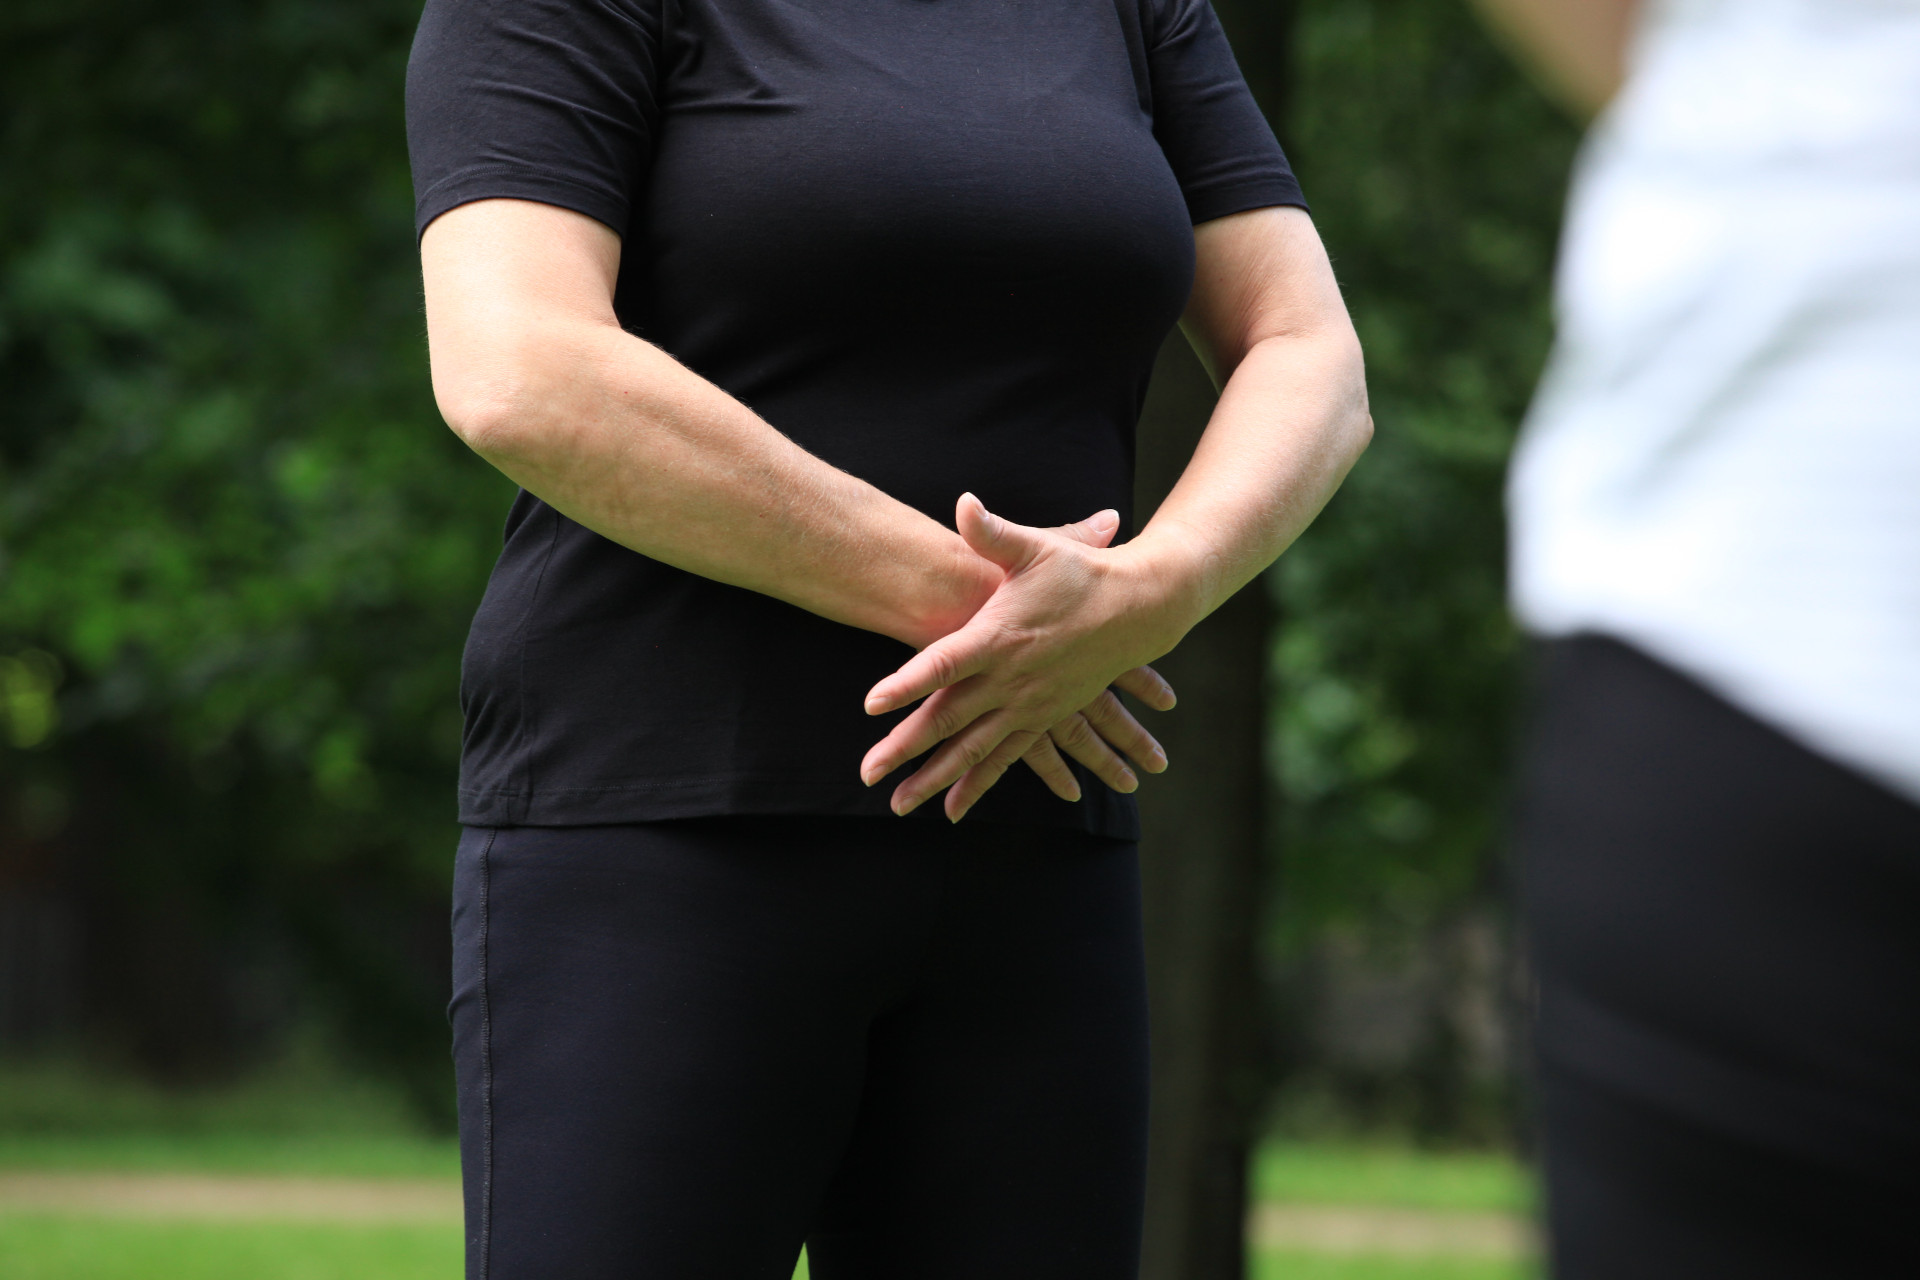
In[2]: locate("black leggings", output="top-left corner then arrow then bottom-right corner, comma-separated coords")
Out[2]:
1516,635 -> 1920,1279
450,815 -> 1148,1279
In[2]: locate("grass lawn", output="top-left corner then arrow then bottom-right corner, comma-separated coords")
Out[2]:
0,1226 -> 1530,1280
0,1215 -> 816,1280
0,1215 -> 463,1280
0,1060 -> 1533,1278
1255,1143 -> 1533,1214
0,1145 -> 1533,1280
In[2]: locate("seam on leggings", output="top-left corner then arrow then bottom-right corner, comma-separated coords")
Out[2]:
478,826 -> 498,1280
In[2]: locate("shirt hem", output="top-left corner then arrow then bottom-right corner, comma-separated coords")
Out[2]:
415,171 -> 631,240
1185,176 -> 1309,225
456,774 -> 1141,841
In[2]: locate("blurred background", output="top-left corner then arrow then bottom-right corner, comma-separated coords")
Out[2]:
0,0 -> 1579,1277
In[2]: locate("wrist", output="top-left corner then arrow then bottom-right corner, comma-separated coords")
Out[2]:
1107,525 -> 1217,653
890,534 -> 1002,650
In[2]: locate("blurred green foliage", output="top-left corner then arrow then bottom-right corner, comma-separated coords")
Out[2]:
2,0 -> 502,844
1,0 -> 508,1106
1262,0 -> 1577,948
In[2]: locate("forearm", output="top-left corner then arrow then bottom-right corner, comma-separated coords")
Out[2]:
457,324 -> 992,646
1120,327 -> 1370,638
422,199 -> 994,649
855,206 -> 1368,814
854,331 -> 1367,814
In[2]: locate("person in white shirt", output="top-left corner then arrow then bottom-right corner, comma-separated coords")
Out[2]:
1476,1 -> 1920,1274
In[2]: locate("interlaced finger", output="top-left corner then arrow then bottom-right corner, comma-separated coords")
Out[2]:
1020,736 -> 1083,804
860,676 -> 1002,786
888,709 -> 1024,816
945,729 -> 1047,821
1081,689 -> 1168,775
864,620 -> 998,716
1113,664 -> 1177,712
1046,712 -> 1138,796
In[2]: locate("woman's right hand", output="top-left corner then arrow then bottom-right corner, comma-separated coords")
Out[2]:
879,502 -> 1175,821
923,503 -> 1178,815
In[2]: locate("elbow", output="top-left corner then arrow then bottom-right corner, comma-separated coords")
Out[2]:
440,387 -> 531,462
1284,324 -> 1372,468
1335,332 -> 1373,464
1346,392 -> 1375,463
432,352 -> 556,466
1346,408 -> 1375,469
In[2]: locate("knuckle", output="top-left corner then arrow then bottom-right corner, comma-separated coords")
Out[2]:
1055,715 -> 1096,750
928,702 -> 965,741
983,729 -> 1032,769
925,648 -> 961,687
996,731 -> 1037,764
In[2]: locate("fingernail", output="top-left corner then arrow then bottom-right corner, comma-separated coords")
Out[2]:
1119,769 -> 1138,792
1066,784 -> 1083,802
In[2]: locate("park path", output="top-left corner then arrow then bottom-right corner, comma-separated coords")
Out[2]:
0,1172 -> 1534,1259
0,1172 -> 461,1224
1250,1203 -> 1532,1258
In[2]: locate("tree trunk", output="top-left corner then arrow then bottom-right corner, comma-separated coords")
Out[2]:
1132,7 -> 1297,1271
1133,336 -> 1273,1280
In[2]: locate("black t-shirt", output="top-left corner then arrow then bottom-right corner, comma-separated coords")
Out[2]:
407,0 -> 1304,838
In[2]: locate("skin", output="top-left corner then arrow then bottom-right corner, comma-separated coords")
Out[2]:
1470,0 -> 1642,117
421,199 -> 1171,805
862,205 -> 1372,819
422,199 -> 1370,821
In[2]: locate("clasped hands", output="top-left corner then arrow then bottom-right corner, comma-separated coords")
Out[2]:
860,492 -> 1193,823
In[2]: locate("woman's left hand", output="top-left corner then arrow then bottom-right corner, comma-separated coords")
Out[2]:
860,492 -> 1196,821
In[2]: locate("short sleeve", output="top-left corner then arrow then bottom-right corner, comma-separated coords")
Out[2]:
1146,0 -> 1307,224
405,0 -> 664,238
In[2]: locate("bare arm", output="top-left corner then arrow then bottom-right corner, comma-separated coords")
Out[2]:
421,196 -> 1171,800
862,206 -> 1373,820
421,198 -> 998,650
1146,205 -> 1374,632
1470,0 -> 1641,118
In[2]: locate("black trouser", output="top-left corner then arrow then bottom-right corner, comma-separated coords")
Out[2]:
450,815 -> 1148,1279
1516,635 -> 1920,1279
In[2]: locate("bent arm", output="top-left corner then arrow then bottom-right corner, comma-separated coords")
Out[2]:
1470,0 -> 1641,118
1123,204 -> 1373,643
861,205 -> 1372,817
420,197 -> 997,649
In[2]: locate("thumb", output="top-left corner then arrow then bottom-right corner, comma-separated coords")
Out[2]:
956,492 -> 1047,572
1051,508 -> 1121,550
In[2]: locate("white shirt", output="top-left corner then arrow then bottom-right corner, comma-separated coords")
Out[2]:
1509,0 -> 1920,802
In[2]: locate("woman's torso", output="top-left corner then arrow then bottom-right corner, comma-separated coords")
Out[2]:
407,0 -> 1300,833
